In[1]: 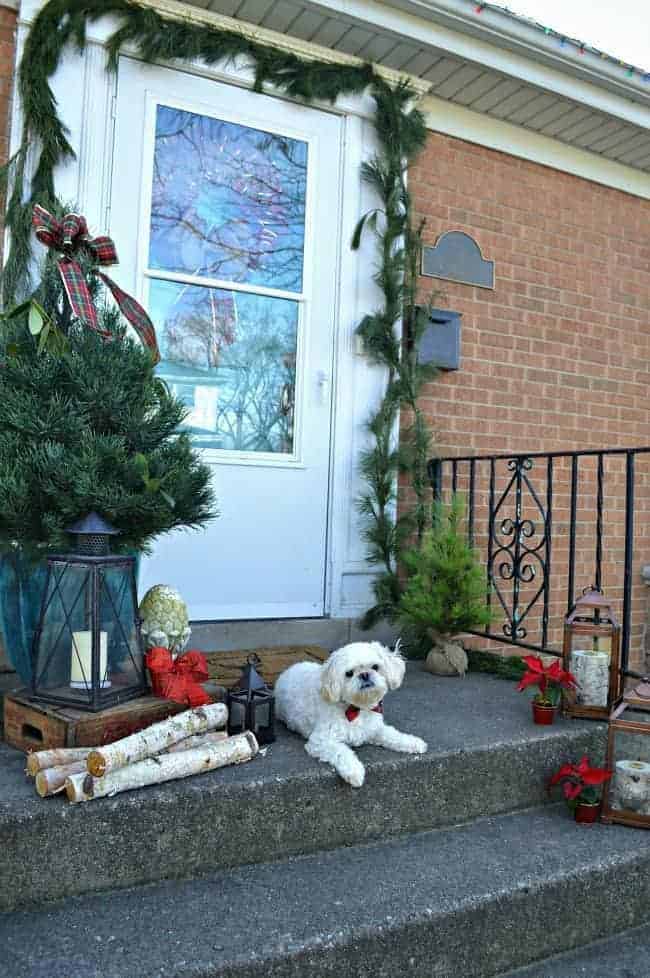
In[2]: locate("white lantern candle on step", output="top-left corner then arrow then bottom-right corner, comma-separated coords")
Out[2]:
612,759 -> 650,814
70,631 -> 110,689
570,648 -> 610,707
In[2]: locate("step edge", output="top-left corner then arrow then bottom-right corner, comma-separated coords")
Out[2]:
0,723 -> 604,828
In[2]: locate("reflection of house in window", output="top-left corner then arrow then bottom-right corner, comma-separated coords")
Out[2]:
163,364 -> 220,446
153,284 -> 298,454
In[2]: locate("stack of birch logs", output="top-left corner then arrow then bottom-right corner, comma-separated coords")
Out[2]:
25,703 -> 259,803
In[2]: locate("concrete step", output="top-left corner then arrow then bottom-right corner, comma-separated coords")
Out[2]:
1,806 -> 649,978
500,923 -> 650,978
0,669 -> 605,912
188,616 -> 396,652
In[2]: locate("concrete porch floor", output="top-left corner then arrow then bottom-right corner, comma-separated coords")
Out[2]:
2,665 -> 649,978
0,664 -> 606,912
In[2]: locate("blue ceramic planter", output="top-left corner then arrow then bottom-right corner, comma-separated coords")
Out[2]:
0,550 -> 141,685
0,552 -> 49,685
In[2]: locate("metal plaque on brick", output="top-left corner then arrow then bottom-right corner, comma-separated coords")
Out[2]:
421,230 -> 494,289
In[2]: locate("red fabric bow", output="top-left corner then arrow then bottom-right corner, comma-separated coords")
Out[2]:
345,702 -> 383,722
145,647 -> 211,708
32,205 -> 160,363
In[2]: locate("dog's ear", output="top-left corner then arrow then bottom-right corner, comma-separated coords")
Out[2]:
320,652 -> 343,703
379,642 -> 406,690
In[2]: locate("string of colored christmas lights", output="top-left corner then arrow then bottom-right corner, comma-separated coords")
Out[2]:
469,1 -> 650,82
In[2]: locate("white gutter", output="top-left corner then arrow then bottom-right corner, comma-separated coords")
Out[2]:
314,0 -> 650,128
378,0 -> 650,105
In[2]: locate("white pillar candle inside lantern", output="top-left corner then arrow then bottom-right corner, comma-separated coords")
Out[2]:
612,759 -> 650,814
562,589 -> 621,718
70,631 -> 110,689
570,648 -> 610,707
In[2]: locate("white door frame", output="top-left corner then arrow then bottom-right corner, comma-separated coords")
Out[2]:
12,2 -> 391,620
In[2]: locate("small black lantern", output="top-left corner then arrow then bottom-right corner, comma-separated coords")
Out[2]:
227,654 -> 275,745
31,512 -> 148,712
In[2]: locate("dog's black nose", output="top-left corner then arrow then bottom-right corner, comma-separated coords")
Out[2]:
360,672 -> 370,681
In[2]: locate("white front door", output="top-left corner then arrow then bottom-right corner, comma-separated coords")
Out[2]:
111,59 -> 343,620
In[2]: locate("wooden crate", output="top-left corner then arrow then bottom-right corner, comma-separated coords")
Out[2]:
3,690 -> 187,752
205,645 -> 329,689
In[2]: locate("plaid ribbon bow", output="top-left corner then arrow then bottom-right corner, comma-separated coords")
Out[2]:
32,205 -> 160,363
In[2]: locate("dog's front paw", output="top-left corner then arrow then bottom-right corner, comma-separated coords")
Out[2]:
340,757 -> 365,788
406,735 -> 428,754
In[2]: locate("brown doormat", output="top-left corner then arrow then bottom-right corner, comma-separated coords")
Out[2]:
204,646 -> 329,689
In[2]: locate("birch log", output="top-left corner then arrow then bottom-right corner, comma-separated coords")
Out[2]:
86,702 -> 228,777
35,761 -> 88,797
165,730 -> 228,753
32,733 -> 226,797
27,730 -> 227,778
66,732 -> 258,804
27,747 -> 92,776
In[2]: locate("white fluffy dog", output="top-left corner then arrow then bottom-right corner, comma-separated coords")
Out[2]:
275,641 -> 427,787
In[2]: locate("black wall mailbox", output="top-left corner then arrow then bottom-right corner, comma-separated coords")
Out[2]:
418,308 -> 461,371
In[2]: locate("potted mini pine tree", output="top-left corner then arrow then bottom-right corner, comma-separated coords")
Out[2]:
397,495 -> 492,676
0,216 -> 216,683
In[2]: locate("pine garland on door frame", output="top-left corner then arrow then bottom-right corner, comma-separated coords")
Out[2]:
1,0 -> 438,627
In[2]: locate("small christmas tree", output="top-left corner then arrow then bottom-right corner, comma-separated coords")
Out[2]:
398,495 -> 492,674
0,227 -> 216,557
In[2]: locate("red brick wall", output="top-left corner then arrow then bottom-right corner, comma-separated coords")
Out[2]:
0,5 -> 15,171
0,3 -> 15,259
408,132 -> 650,671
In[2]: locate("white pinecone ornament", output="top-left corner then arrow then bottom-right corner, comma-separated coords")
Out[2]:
139,585 -> 191,654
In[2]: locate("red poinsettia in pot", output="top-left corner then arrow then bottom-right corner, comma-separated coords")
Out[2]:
548,756 -> 612,823
517,655 -> 577,725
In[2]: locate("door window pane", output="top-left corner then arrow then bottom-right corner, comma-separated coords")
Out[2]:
150,280 -> 298,454
150,105 -> 308,293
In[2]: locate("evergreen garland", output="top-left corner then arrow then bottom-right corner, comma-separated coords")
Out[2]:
1,0 -> 436,623
467,649 -> 527,681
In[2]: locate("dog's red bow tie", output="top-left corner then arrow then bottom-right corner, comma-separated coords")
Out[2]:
345,702 -> 383,722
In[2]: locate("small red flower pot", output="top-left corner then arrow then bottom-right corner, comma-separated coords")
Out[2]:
574,802 -> 601,824
532,702 -> 557,725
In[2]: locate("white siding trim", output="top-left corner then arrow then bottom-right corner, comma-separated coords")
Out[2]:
321,0 -> 650,131
424,94 -> 650,200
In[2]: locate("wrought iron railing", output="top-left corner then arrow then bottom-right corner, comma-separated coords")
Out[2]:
428,448 -> 650,677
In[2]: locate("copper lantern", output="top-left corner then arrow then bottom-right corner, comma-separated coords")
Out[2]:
562,588 -> 622,721
601,684 -> 650,829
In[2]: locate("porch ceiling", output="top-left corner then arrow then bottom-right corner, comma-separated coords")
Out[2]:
186,0 -> 650,173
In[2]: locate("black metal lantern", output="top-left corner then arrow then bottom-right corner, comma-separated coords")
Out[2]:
227,654 -> 275,745
31,512 -> 148,712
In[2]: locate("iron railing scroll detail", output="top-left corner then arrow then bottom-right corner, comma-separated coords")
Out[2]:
429,447 -> 650,678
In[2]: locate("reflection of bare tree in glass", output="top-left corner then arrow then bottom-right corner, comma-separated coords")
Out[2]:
215,305 -> 297,453
164,289 -> 236,369
151,108 -> 307,292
